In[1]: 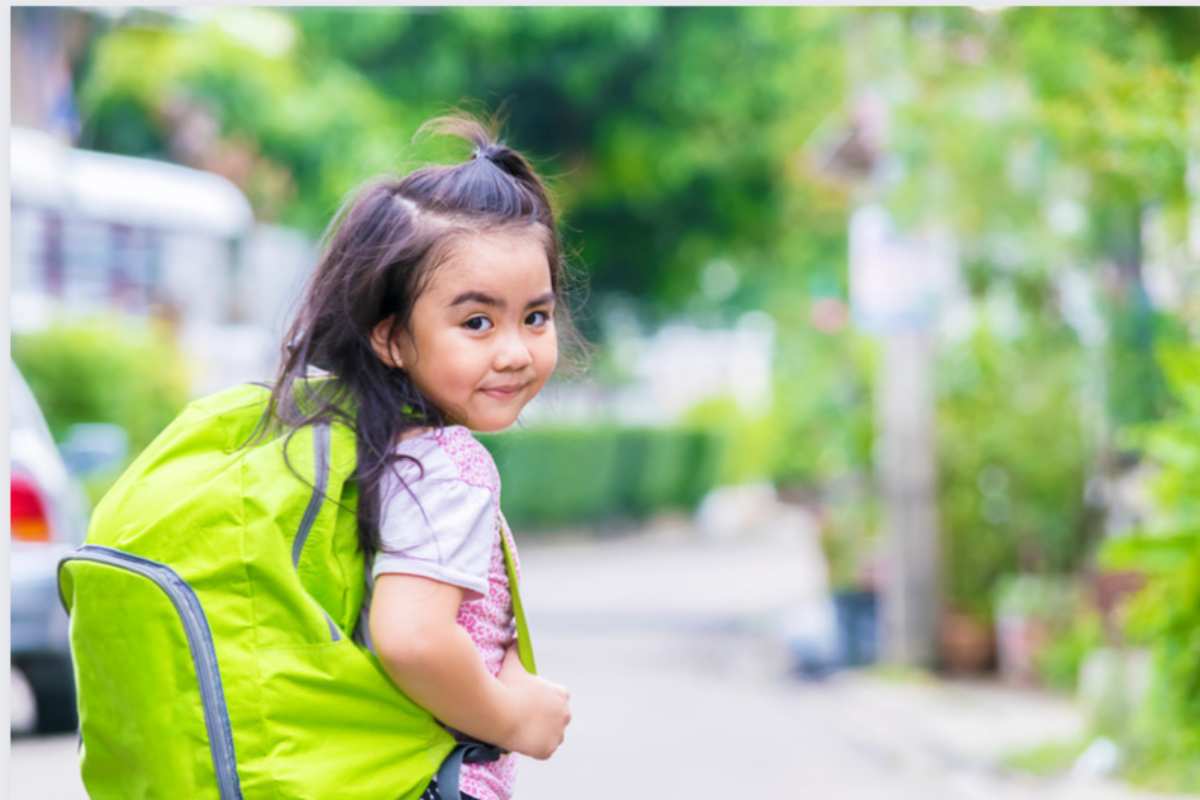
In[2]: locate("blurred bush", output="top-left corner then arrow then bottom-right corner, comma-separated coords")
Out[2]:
480,425 -> 721,531
682,328 -> 875,492
770,329 -> 876,490
993,573 -> 1095,690
1033,609 -> 1103,693
818,481 -> 880,590
937,324 -> 1098,622
1100,344 -> 1200,792
12,316 -> 192,455
683,326 -> 879,586
683,395 -> 773,486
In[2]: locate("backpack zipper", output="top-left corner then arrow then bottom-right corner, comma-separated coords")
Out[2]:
59,545 -> 243,800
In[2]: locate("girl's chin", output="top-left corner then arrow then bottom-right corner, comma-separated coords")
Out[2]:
458,405 -> 523,433
465,415 -> 520,433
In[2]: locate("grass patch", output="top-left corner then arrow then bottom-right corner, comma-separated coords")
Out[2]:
1006,736 -> 1200,792
1002,737 -> 1088,777
1123,750 -> 1200,795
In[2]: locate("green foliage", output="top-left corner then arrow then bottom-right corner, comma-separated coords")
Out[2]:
12,317 -> 191,455
681,323 -> 879,587
994,573 -> 1100,692
770,324 -> 876,488
78,10 -> 404,227
880,9 -> 1194,444
609,427 -> 717,515
681,322 -> 876,492
1099,344 -> 1200,791
1034,611 -> 1103,693
479,425 -> 720,531
819,483 -> 880,589
888,8 -> 1194,253
994,573 -> 1079,619
1103,289 -> 1190,429
937,323 -> 1096,620
483,428 -> 621,527
1002,737 -> 1091,777
68,7 -> 1196,328
73,7 -> 851,317
683,396 -> 773,486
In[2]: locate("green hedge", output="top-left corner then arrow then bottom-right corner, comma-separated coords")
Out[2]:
12,318 -> 722,533
12,316 -> 191,453
479,425 -> 721,531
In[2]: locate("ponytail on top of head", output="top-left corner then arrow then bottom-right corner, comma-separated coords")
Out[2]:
261,111 -> 583,556
401,115 -> 558,234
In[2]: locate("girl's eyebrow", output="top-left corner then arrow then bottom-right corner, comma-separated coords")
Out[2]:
449,290 -> 556,310
449,290 -> 502,308
524,291 -> 556,309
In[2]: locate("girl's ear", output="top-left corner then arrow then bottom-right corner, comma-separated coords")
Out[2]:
370,317 -> 405,369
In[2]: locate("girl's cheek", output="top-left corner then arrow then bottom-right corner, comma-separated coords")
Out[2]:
543,341 -> 559,374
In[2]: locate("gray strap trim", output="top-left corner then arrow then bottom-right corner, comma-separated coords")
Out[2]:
292,422 -> 331,567
59,545 -> 244,799
289,423 -> 340,641
435,741 -> 503,800
353,559 -> 375,650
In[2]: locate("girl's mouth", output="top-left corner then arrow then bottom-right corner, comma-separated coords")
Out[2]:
480,383 -> 527,399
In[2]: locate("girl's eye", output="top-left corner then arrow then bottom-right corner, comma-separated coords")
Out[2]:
526,310 -> 550,328
464,316 -> 493,332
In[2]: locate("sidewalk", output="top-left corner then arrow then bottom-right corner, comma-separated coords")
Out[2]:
517,522 -> 1191,799
818,672 -> 1181,800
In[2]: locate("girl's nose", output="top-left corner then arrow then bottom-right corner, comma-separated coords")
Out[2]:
494,330 -> 533,371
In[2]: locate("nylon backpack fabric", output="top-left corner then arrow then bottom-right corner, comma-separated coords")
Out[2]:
58,382 -> 533,799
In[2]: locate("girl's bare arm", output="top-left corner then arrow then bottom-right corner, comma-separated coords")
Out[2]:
369,573 -> 570,758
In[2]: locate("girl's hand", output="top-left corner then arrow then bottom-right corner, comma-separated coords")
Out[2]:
496,646 -> 571,760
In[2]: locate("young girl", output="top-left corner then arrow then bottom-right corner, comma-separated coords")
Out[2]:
267,115 -> 574,800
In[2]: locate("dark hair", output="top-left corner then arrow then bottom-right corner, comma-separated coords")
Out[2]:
263,114 -> 582,555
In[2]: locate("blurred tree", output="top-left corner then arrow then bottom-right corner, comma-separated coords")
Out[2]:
69,7 -> 1197,334
878,7 -> 1197,428
73,7 -> 851,324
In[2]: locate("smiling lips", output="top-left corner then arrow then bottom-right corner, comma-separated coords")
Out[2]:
480,382 -> 528,399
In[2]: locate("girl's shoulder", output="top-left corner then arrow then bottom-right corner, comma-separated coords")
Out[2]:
394,424 -> 499,496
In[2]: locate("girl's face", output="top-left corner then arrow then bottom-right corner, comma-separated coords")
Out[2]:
372,228 -> 559,432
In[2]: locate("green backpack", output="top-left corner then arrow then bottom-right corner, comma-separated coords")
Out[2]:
57,381 -> 536,800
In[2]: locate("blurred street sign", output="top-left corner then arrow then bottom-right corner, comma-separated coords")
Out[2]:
849,204 -> 957,334
847,203 -> 955,668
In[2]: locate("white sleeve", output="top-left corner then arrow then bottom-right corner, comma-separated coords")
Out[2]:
372,474 -> 495,600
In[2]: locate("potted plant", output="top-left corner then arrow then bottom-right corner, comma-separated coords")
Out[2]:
819,485 -> 881,668
939,608 -> 996,675
993,573 -> 1080,686
935,325 -> 1095,675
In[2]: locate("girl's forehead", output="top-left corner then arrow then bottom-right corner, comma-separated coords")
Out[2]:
427,230 -> 552,298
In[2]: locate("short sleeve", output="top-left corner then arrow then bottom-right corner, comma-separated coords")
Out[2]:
371,450 -> 496,600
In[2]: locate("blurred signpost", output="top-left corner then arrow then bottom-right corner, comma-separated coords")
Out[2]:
810,17 -> 955,668
813,25 -> 960,665
849,203 -> 957,667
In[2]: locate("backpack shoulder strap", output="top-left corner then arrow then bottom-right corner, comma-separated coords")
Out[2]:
498,516 -> 536,675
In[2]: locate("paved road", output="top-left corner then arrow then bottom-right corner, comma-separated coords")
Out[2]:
10,524 -> 1190,799
515,526 -> 1187,800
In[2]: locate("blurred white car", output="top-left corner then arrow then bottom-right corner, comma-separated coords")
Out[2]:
11,362 -> 89,733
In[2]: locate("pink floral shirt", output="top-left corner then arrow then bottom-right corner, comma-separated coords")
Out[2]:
371,425 -> 520,800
